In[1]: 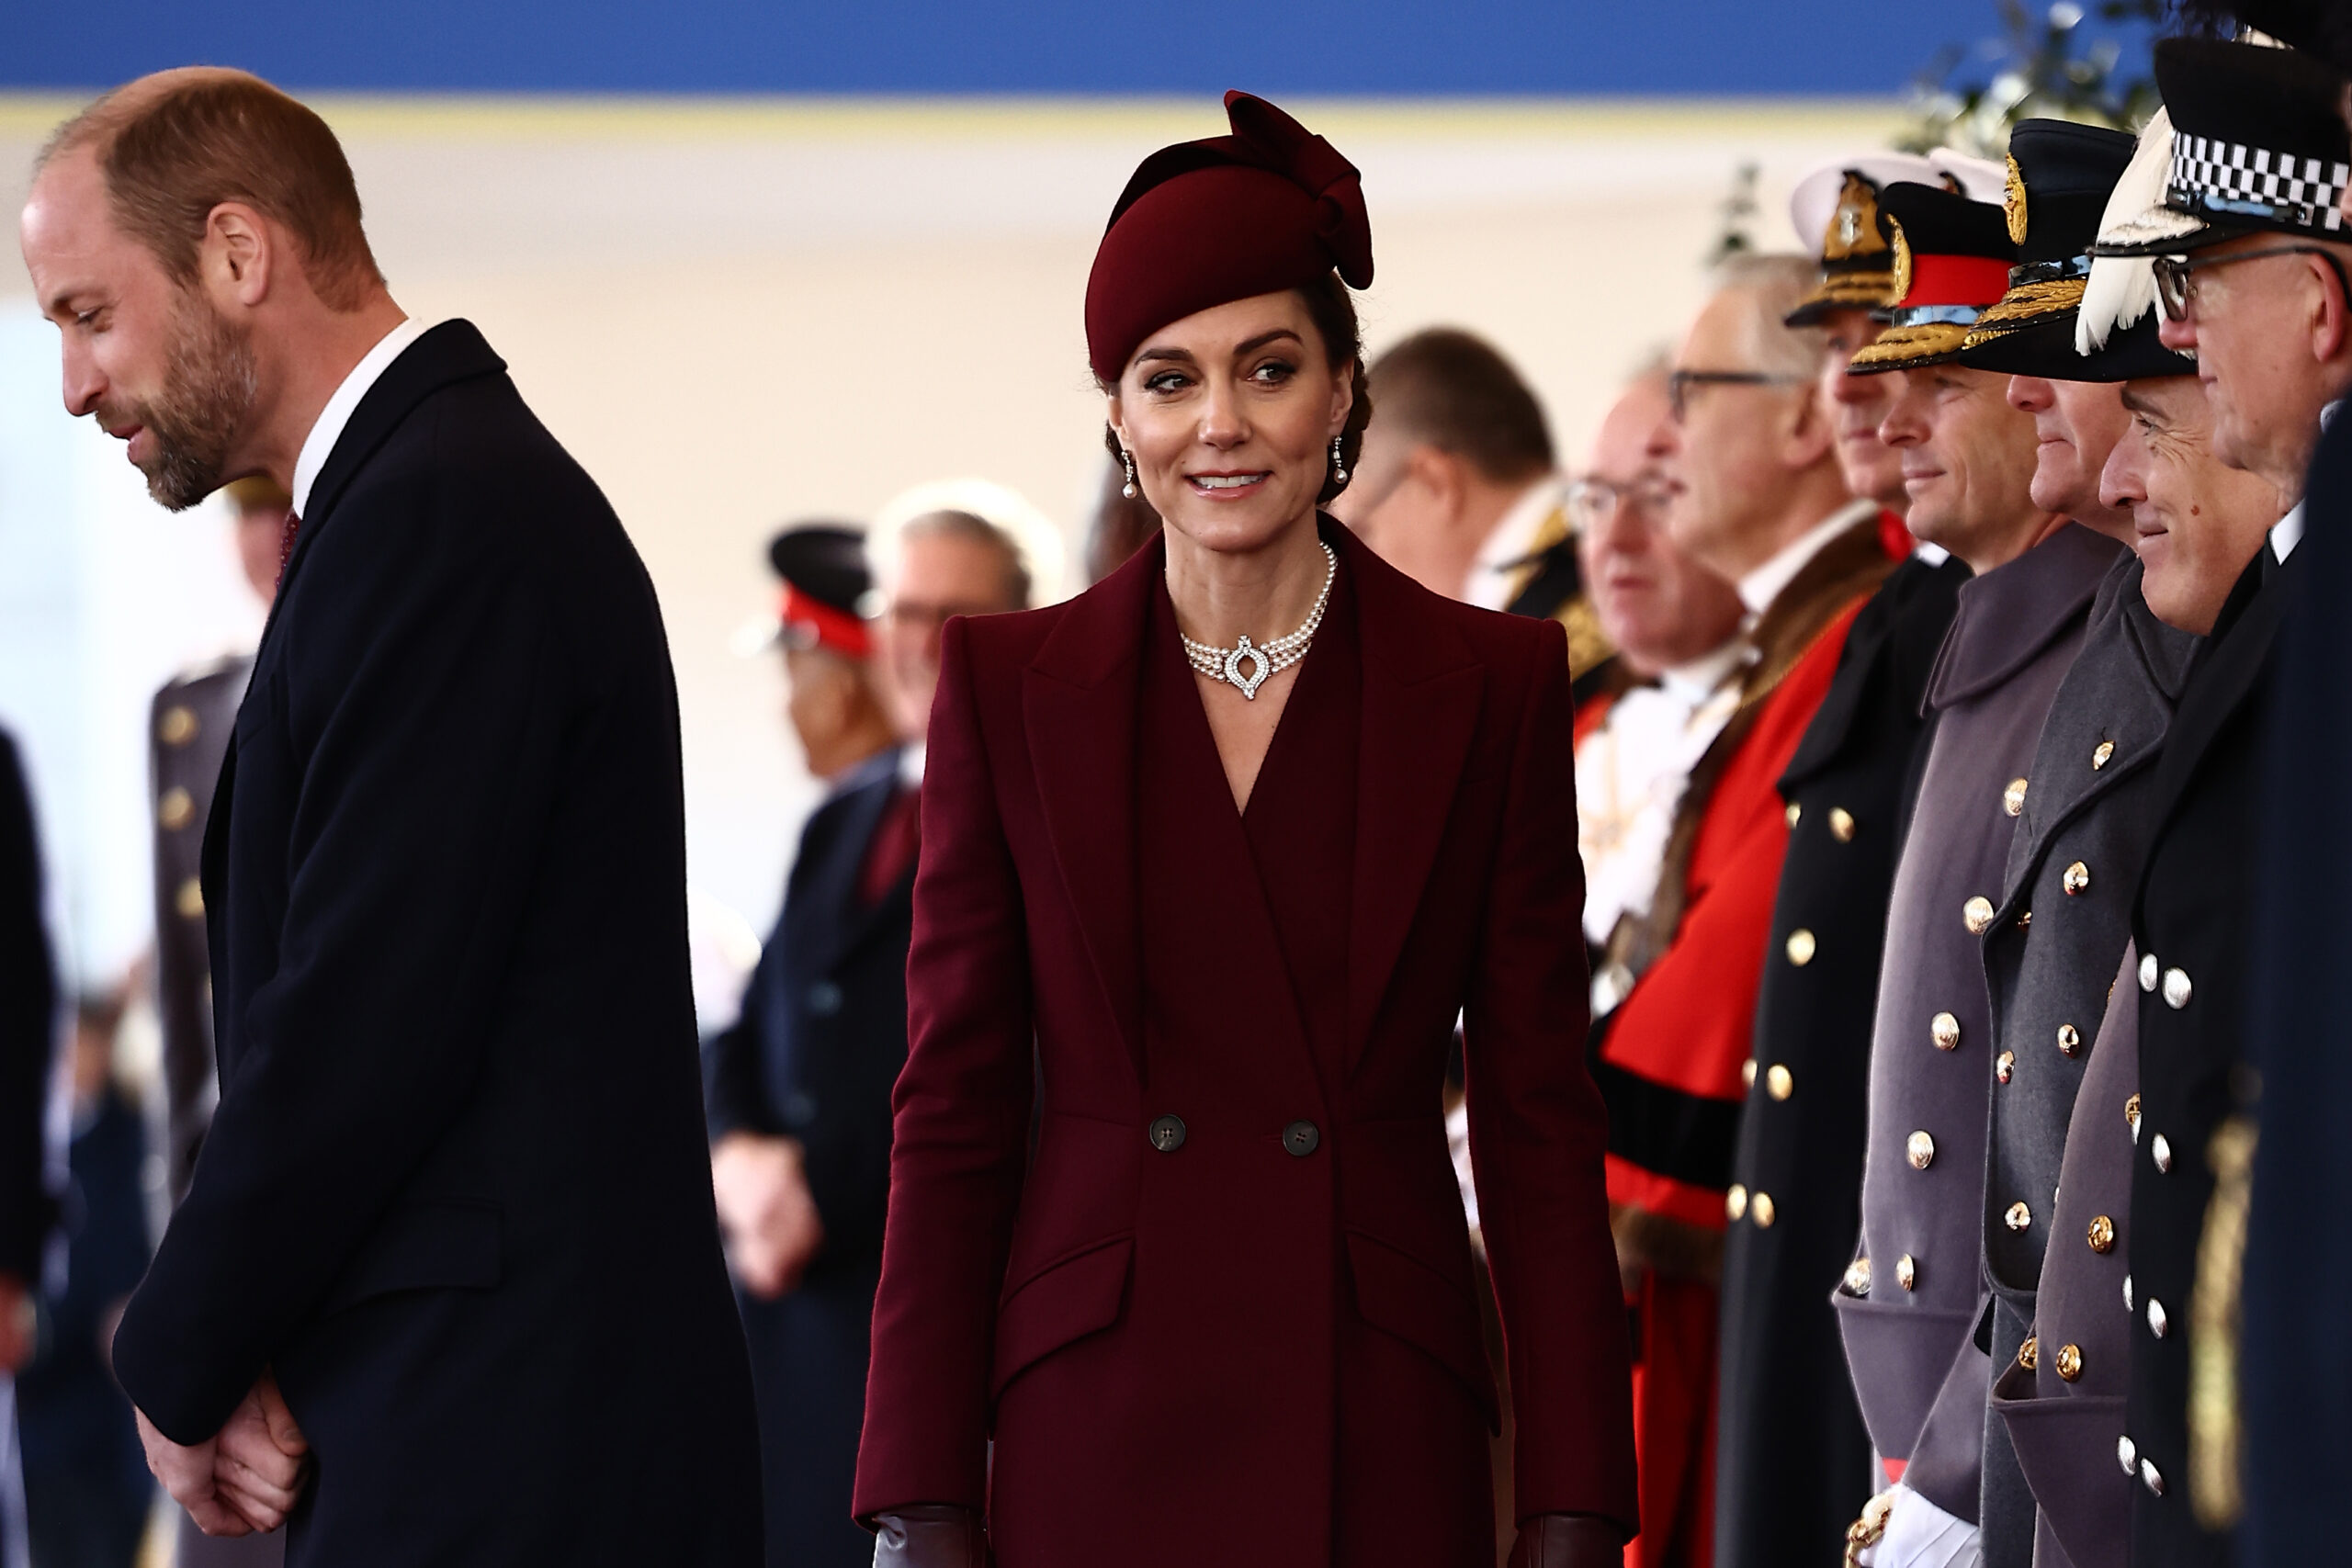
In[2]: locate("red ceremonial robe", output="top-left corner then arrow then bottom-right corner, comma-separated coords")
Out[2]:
1593,515 -> 1897,1568
855,524 -> 1636,1565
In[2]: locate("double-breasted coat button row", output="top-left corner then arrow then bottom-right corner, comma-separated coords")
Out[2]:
1740,1059 -> 1795,1097
2118,1438 -> 2165,1495
1785,803 -> 1860,841
1148,1116 -> 1321,1156
2138,951 -> 2194,1009
1724,1185 -> 1776,1228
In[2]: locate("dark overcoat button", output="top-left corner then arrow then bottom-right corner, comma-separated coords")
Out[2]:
1283,1120 -> 1320,1156
1148,1114 -> 1186,1153
807,980 -> 843,1016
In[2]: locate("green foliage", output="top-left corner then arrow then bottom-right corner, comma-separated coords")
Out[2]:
1898,0 -> 2169,155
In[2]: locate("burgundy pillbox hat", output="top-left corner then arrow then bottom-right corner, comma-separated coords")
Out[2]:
1084,90 -> 1374,384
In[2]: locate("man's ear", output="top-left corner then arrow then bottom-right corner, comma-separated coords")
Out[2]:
1782,382 -> 1837,471
2311,248 -> 2352,370
200,201 -> 272,310
1405,444 -> 1465,519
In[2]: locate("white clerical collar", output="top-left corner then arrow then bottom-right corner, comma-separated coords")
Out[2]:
1466,476 -> 1564,612
2272,501 -> 2305,564
291,316 -> 430,518
1736,498 -> 1877,617
1656,637 -> 1750,705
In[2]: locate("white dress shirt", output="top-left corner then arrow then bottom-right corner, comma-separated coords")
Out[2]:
290,316 -> 431,519
1464,477 -> 1564,613
2272,501 -> 2305,564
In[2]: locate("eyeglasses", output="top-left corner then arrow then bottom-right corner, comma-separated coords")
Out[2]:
1566,477 -> 1676,534
2153,244 -> 2352,322
1668,368 -> 1809,422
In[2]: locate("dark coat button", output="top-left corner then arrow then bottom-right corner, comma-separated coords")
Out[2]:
1148,1114 -> 1186,1153
1283,1120 -> 1320,1156
807,980 -> 843,1016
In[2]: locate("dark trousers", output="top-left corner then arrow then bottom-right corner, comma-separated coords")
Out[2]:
740,1257 -> 881,1568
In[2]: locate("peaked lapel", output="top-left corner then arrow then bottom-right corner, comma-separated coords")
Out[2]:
1343,526 -> 1483,1073
1023,543 -> 1158,1080
257,321 -> 510,662
783,763 -> 901,979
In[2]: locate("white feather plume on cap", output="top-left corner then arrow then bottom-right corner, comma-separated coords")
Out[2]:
2079,108 -> 2206,353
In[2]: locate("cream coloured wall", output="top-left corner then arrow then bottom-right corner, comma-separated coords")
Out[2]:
0,95 -> 1903,970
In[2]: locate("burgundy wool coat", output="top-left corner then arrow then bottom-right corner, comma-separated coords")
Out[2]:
854,525 -> 1637,1565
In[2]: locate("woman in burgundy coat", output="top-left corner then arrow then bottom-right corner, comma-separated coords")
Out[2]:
854,93 -> 1637,1568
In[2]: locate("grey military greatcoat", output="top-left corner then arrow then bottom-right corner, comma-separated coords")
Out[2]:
1975,559 -> 2198,1566
1835,525 -> 2119,1523
1991,944 -> 2141,1568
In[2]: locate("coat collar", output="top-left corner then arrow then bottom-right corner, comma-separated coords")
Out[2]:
1021,519 -> 1480,1078
1926,523 -> 2120,710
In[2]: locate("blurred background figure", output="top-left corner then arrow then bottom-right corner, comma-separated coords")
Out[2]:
1336,327 -> 1613,681
866,481 -> 1056,745
147,477 -> 288,1568
1082,455 -> 1160,588
13,988 -> 150,1568
1569,359 -> 1747,967
706,523 -> 908,1568
1,725 -> 58,1568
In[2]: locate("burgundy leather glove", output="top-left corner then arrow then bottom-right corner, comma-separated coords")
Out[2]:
1508,1512 -> 1629,1568
870,1505 -> 989,1568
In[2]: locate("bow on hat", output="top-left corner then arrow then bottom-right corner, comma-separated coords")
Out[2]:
1086,91 -> 1375,383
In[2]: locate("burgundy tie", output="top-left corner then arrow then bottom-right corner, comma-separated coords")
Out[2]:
275,510 -> 301,592
856,786 -> 922,908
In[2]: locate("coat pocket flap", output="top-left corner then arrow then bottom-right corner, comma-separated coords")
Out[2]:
989,1235 -> 1133,1401
319,1198 -> 503,1316
1993,1385 -> 2128,1568
1345,1229 -> 1499,1432
1831,1294 -> 1975,1461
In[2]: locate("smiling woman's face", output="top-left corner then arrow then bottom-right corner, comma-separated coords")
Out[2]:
1107,289 -> 1351,559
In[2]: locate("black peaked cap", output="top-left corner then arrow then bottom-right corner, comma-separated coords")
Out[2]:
766,523 -> 872,616
1879,180 -> 2015,265
1958,313 -> 2195,381
2144,37 -> 2351,245
2008,119 -> 2141,265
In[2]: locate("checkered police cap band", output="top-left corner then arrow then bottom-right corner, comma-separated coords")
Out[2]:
2172,132 -> 2350,234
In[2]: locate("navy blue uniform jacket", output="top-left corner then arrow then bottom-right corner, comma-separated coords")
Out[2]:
109,321 -> 762,1566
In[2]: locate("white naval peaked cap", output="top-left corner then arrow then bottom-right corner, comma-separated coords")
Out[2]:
2080,107 -> 2207,354
1928,149 -> 2011,204
871,477 -> 1069,606
1787,152 -> 1944,256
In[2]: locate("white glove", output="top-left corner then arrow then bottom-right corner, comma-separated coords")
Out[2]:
1852,1484 -> 1981,1568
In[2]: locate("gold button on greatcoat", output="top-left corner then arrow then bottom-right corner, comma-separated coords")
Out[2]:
175,877 -> 204,919
1741,1058 -> 1758,1089
1844,1258 -> 1872,1296
1786,929 -> 1817,966
2004,777 -> 2029,817
2092,739 -> 2116,770
2057,1023 -> 2082,1057
1895,1254 -> 1917,1291
1906,1131 -> 1936,1170
2125,1093 -> 2143,1137
1767,1064 -> 1794,1100
157,786 -> 195,832
1829,807 -> 1857,841
2064,861 -> 2091,896
1931,1011 -> 1962,1051
1786,801 -> 1802,828
2056,1343 -> 2083,1382
1749,1191 -> 1776,1228
2006,1201 -> 2033,1232
2088,1214 -> 2116,1253
2019,1335 -> 2039,1371
1964,896 -> 1996,934
1726,1184 -> 1747,1222
2163,967 -> 2193,1010
1997,1050 -> 2017,1084
159,705 -> 198,747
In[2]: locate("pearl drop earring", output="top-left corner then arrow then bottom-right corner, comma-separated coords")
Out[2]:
1121,450 -> 1137,500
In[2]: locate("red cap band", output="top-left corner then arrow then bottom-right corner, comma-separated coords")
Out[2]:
1897,254 -> 2014,310
780,584 -> 873,660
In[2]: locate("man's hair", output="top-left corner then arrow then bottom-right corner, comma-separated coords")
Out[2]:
1706,253 -> 1825,382
41,68 -> 382,311
1364,327 -> 1554,482
901,510 -> 1034,610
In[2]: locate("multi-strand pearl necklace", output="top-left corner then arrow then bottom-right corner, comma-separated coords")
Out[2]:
1178,542 -> 1338,700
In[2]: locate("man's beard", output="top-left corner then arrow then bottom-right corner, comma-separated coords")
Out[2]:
107,293 -> 259,512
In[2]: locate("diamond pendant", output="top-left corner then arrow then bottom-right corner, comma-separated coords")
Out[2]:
1224,635 -> 1270,699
